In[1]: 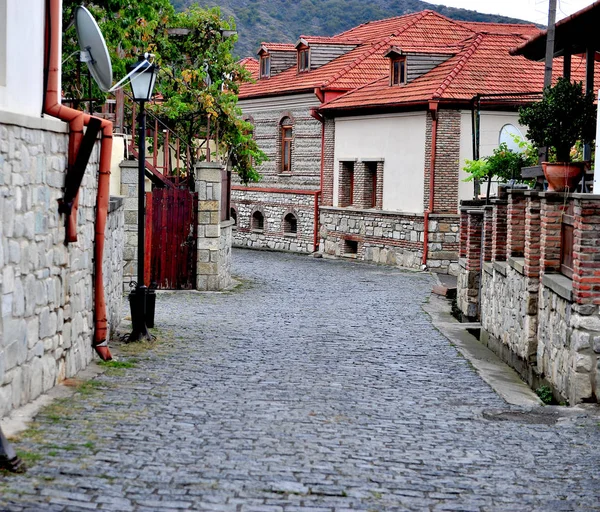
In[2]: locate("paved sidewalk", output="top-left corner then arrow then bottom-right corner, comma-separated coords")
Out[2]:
1,249 -> 599,511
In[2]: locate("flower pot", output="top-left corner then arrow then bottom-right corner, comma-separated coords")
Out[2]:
542,162 -> 585,192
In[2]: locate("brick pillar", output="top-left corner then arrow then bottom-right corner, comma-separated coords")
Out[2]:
195,162 -> 233,291
573,196 -> 600,304
491,200 -> 507,262
540,193 -> 567,275
353,162 -> 369,209
459,207 -> 469,259
376,161 -> 384,209
321,117 -> 335,207
466,210 -> 483,271
507,190 -> 527,259
524,192 -> 542,278
482,205 -> 493,263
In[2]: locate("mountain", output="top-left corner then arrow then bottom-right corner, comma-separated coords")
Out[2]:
170,0 -> 537,58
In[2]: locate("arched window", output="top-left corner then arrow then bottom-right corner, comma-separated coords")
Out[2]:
280,116 -> 293,173
230,208 -> 237,227
252,211 -> 264,231
283,213 -> 298,235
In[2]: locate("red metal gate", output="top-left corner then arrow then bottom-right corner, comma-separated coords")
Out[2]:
146,188 -> 198,290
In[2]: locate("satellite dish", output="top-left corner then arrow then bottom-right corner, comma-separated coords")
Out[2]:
499,124 -> 524,153
75,6 -> 113,92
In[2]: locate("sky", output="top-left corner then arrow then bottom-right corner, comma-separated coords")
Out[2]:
433,0 -> 593,24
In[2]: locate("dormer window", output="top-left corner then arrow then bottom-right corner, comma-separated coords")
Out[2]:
298,48 -> 310,72
260,55 -> 271,78
391,57 -> 406,86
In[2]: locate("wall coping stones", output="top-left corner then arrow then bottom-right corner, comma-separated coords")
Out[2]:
221,219 -> 235,228
459,257 -> 467,269
319,206 -> 459,219
542,273 -> 573,302
484,261 -> 493,275
508,256 -> 525,275
119,159 -> 138,169
493,261 -> 507,277
490,199 -> 508,206
109,196 -> 125,214
0,109 -> 68,133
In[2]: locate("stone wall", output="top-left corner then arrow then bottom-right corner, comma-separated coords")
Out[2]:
319,207 -> 459,274
196,162 -> 233,291
120,159 -> 140,292
0,118 -> 124,418
232,188 -> 317,253
104,197 -> 125,337
457,190 -> 600,404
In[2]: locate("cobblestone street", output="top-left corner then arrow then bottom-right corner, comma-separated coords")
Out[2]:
1,249 -> 600,511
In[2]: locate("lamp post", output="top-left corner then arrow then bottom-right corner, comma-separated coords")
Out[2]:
128,55 -> 159,341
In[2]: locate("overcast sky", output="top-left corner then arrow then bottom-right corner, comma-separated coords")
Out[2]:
433,0 -> 593,24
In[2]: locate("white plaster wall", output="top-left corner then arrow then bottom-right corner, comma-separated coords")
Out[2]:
458,110 -> 526,201
0,0 -> 45,117
334,112 -> 427,213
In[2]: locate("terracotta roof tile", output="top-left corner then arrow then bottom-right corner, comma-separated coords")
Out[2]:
238,57 -> 259,80
260,43 -> 297,52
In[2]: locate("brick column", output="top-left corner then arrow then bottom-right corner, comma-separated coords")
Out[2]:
353,162 -> 369,209
482,205 -> 494,263
540,193 -> 567,275
507,190 -> 527,259
321,117 -> 335,207
491,200 -> 507,262
524,192 -> 542,278
573,195 -> 600,304
459,207 -> 469,259
195,162 -> 233,291
466,210 -> 483,271
376,161 -> 384,209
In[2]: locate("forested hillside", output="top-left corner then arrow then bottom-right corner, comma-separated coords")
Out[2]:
170,0 -> 533,57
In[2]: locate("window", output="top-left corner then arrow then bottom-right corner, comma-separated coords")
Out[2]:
366,162 -> 377,208
260,55 -> 270,78
391,57 -> 406,86
283,213 -> 298,235
252,211 -> 264,231
298,48 -> 310,72
281,121 -> 293,173
339,161 -> 354,207
230,208 -> 237,228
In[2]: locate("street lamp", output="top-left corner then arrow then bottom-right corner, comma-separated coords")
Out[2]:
128,55 -> 159,341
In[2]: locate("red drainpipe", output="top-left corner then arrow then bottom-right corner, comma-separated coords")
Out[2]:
45,0 -> 112,360
310,103 -> 325,252
423,100 -> 439,266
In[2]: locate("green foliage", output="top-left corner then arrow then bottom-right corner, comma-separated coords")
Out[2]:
519,78 -> 596,163
463,139 -> 537,184
536,385 -> 554,405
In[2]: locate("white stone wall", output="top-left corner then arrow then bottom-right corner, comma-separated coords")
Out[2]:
232,189 -> 316,253
0,122 -> 124,418
319,207 -> 459,274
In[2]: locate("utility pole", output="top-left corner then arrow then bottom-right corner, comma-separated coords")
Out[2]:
544,0 -> 557,88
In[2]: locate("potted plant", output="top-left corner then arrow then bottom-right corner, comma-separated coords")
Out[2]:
518,78 -> 596,191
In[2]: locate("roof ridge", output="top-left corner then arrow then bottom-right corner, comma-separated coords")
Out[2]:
322,10 -> 431,88
333,10 -> 430,38
432,33 -> 483,99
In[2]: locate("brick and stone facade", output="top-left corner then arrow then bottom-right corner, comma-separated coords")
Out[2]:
0,117 -> 124,418
320,207 -> 459,274
458,190 -> 600,404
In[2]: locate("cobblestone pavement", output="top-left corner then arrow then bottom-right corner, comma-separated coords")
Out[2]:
2,250 -> 600,511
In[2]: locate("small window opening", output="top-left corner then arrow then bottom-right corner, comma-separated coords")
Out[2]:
339,161 -> 355,207
298,48 -> 310,72
343,239 -> 358,256
391,57 -> 406,86
260,55 -> 270,78
281,123 -> 293,173
252,211 -> 264,231
366,162 -> 377,208
283,213 -> 298,234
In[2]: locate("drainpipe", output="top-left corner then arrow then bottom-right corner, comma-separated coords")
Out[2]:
310,105 -> 324,252
44,0 -> 112,360
423,100 -> 439,267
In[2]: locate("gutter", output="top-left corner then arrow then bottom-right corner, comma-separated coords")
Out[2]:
44,0 -> 112,360
423,100 -> 439,267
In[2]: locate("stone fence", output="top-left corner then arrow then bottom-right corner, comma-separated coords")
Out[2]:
457,190 -> 600,404
320,207 -> 460,275
0,117 -> 125,418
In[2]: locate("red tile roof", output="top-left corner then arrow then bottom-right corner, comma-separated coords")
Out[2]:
259,43 -> 297,52
238,57 -> 259,80
238,10 -> 547,105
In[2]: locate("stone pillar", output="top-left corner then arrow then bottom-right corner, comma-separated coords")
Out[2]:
507,190 -> 527,259
353,162 -> 369,209
491,200 -> 508,262
195,162 -> 233,291
119,160 -> 140,292
459,209 -> 484,320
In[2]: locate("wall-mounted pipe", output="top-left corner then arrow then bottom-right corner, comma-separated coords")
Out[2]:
44,0 -> 112,360
423,100 -> 439,266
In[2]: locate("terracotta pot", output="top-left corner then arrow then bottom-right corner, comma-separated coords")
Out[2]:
542,162 -> 585,192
